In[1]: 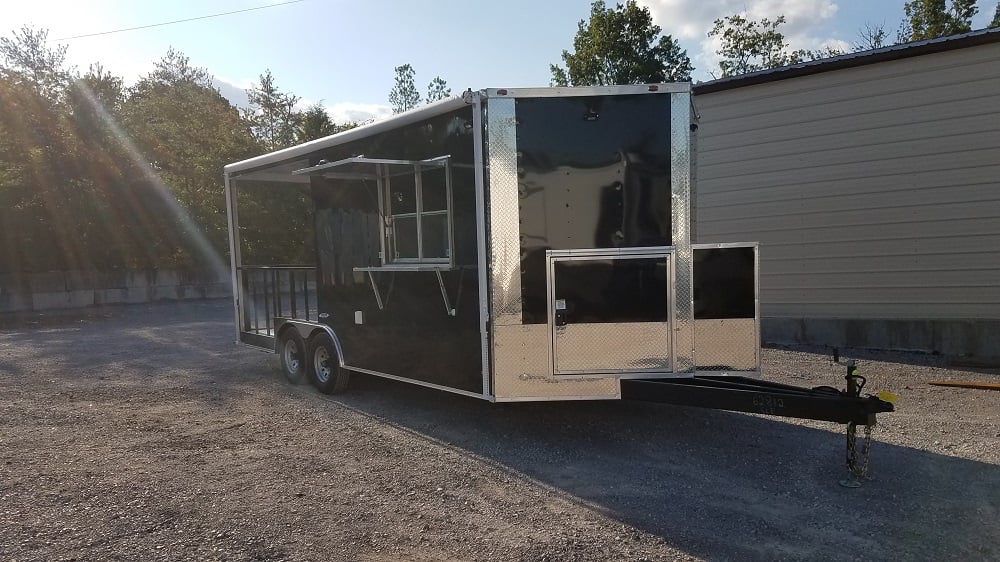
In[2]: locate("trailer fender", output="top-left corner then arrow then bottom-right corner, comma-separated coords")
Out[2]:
273,318 -> 346,367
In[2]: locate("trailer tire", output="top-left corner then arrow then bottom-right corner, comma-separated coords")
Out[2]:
277,328 -> 307,384
308,332 -> 349,394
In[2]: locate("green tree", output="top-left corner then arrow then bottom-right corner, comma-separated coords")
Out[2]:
0,68 -> 72,271
243,69 -> 301,151
0,28 -> 160,273
389,63 -> 420,113
709,14 -> 814,78
854,22 -> 889,51
550,0 -> 692,86
426,76 -> 451,102
0,26 -> 71,100
0,26 -> 92,272
145,46 -> 211,86
296,102 -> 336,142
900,0 -> 978,41
122,49 -> 260,269
295,102 -> 356,143
990,3 -> 1000,27
75,63 -> 124,112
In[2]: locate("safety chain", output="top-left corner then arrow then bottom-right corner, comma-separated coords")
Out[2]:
841,419 -> 876,488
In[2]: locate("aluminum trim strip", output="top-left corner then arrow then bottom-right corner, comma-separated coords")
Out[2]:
494,395 -> 620,402
692,242 -> 759,250
754,244 -> 761,371
485,97 -> 522,326
343,365 -> 489,400
669,252 -> 677,372
547,245 -> 674,258
670,92 -> 695,373
353,264 -> 457,272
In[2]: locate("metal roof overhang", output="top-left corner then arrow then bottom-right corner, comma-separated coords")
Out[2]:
224,95 -> 470,177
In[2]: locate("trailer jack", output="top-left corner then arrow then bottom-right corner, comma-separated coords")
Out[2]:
620,356 -> 895,486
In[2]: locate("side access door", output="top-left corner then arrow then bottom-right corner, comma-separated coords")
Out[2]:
546,247 -> 674,376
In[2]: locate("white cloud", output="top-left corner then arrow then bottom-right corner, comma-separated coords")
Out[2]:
296,98 -> 392,125
214,83 -> 391,124
327,102 -> 392,124
213,76 -> 253,109
640,0 -> 845,80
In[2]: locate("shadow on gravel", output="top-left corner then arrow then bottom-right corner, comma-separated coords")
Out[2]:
330,374 -> 1000,562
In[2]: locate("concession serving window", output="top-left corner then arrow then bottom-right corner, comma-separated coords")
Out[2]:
293,155 -> 460,315
293,155 -> 455,269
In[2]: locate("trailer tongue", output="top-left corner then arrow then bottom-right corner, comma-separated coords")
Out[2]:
622,358 -> 896,487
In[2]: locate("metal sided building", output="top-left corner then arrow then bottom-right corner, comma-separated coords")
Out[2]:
693,28 -> 1000,361
223,84 -> 761,401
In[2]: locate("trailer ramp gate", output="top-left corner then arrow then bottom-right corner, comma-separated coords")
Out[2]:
621,376 -> 894,426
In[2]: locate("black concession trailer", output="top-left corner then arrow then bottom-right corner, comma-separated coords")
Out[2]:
225,84 -> 761,397
224,84 -> 892,481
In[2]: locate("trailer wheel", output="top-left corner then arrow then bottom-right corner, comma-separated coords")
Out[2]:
277,328 -> 307,384
308,332 -> 349,394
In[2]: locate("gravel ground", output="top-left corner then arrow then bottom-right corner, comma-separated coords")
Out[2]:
1,300 -> 998,561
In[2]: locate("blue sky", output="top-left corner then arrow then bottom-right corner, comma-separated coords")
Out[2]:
6,0 -> 998,122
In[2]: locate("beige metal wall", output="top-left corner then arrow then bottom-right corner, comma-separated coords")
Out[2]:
694,43 -> 1000,320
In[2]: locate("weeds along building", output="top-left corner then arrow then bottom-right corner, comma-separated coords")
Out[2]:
691,28 -> 1000,361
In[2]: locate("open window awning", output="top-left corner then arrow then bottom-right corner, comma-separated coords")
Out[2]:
291,155 -> 451,180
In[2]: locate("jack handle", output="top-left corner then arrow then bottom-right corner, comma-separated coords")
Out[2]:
833,347 -> 866,398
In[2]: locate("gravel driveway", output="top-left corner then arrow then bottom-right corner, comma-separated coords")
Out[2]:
1,300 -> 998,561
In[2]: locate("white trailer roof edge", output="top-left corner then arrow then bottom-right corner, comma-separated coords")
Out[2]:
224,84 -> 694,176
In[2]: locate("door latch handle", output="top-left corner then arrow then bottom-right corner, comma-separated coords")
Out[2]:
554,311 -> 567,326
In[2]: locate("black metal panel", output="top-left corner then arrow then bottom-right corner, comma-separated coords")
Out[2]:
515,95 -> 673,324
308,107 -> 483,393
693,247 -> 755,319
621,376 -> 894,425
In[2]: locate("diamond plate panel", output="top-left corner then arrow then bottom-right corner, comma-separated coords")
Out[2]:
670,93 -> 694,373
694,319 -> 758,371
553,322 -> 672,374
494,324 -> 619,400
485,97 -> 522,326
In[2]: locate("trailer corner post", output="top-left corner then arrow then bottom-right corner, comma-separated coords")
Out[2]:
470,90 -> 492,398
485,95 -> 521,327
223,172 -> 243,344
670,90 -> 695,373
